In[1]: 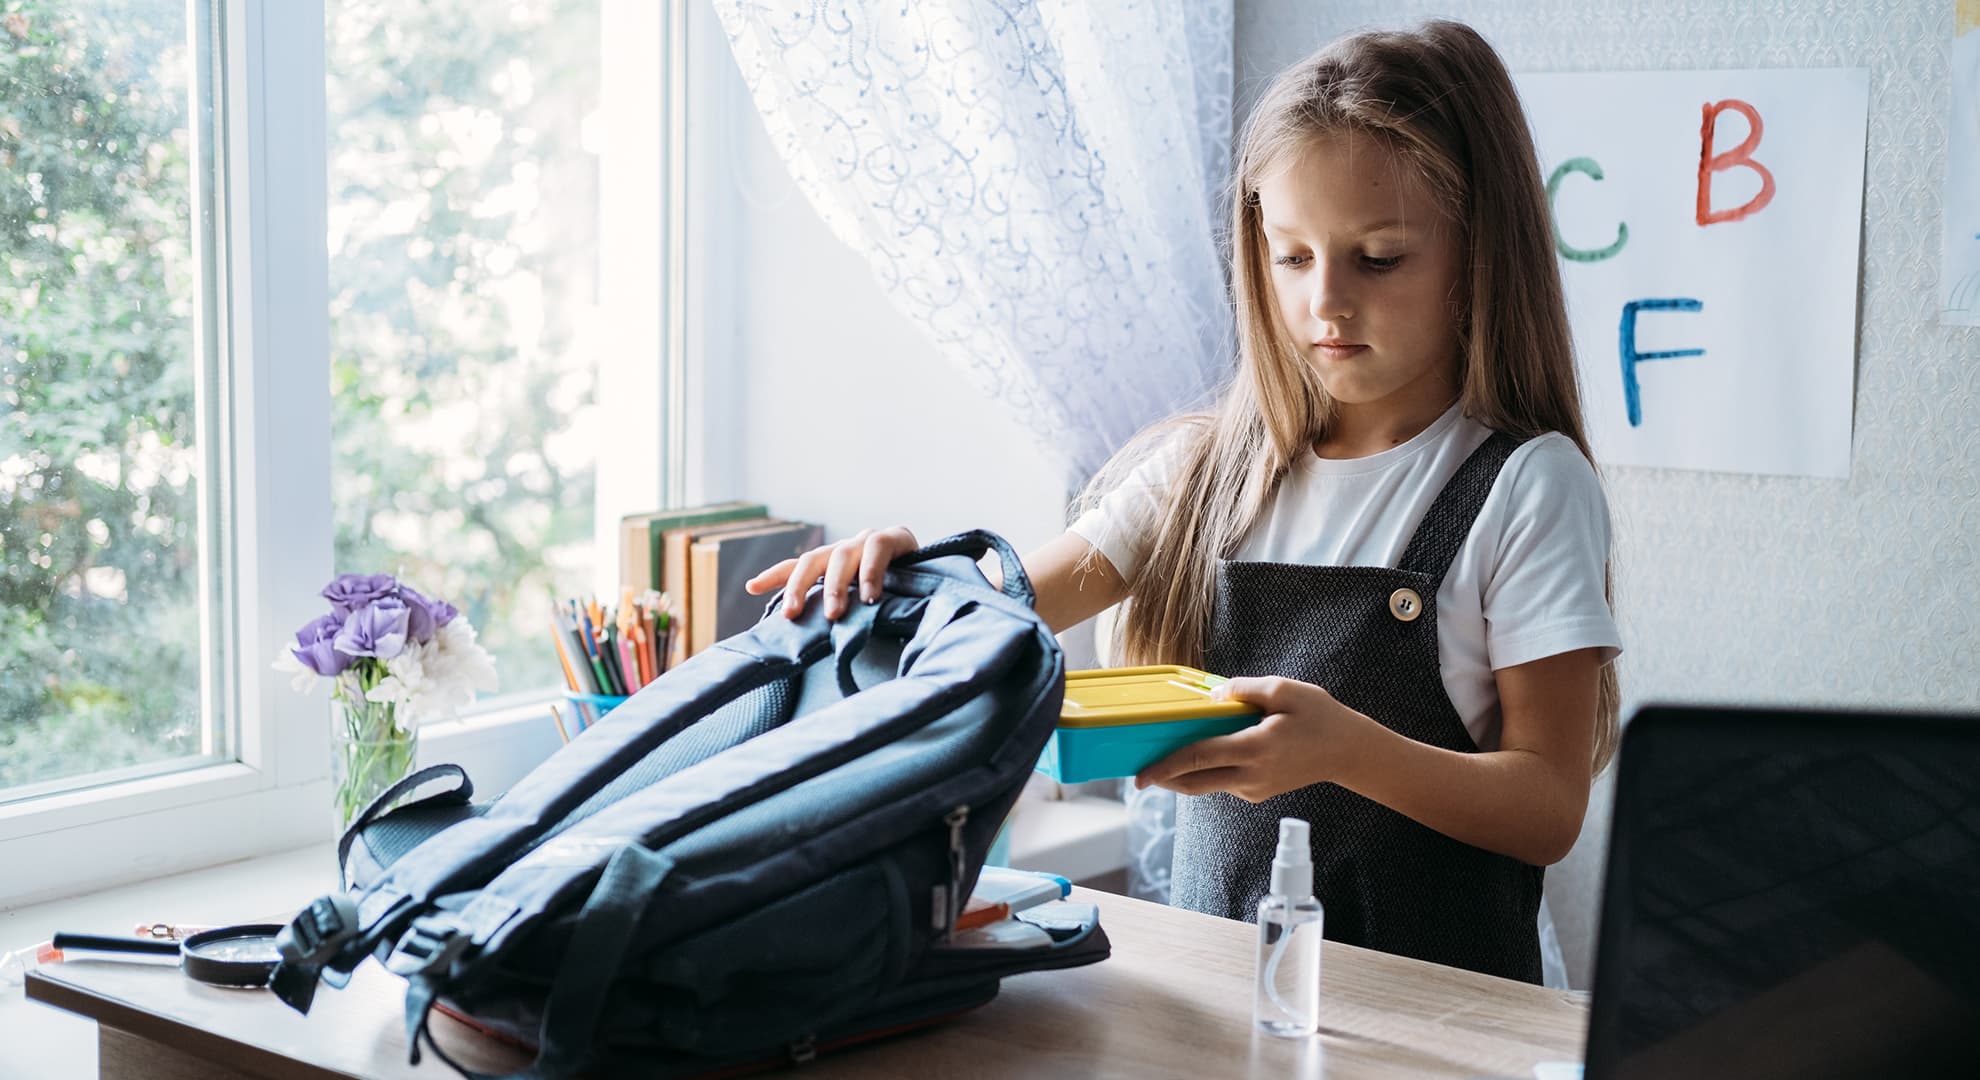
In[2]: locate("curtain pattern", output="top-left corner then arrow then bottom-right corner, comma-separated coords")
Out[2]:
713,0 -> 1235,483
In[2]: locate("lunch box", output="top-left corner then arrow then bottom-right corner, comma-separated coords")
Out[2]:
1035,665 -> 1262,784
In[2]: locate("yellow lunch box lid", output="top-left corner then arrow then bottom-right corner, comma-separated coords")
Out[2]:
1060,665 -> 1260,728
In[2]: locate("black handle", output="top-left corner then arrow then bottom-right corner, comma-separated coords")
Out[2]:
337,763 -> 475,875
52,932 -> 181,957
894,530 -> 1034,607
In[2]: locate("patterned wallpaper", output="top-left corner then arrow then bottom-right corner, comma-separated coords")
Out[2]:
1236,0 -> 1980,986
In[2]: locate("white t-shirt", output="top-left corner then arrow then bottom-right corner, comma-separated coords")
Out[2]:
1069,402 -> 1622,751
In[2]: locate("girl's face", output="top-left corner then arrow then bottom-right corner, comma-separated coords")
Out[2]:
1257,131 -> 1465,426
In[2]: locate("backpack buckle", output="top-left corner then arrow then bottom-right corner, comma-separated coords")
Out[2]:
275,894 -> 359,965
268,894 -> 364,1014
384,915 -> 470,978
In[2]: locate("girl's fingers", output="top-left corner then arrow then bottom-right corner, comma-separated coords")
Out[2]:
822,531 -> 873,619
1135,732 -> 1245,789
773,527 -> 914,620
858,527 -> 915,604
744,557 -> 798,595
1213,675 -> 1298,712
781,547 -> 831,618
1147,765 -> 1246,797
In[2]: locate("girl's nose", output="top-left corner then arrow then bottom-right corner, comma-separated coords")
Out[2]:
1308,259 -> 1353,322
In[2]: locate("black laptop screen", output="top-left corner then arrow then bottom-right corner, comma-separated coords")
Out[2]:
1585,706 -> 1980,1079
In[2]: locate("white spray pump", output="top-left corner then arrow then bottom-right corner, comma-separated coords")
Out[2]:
1255,816 -> 1323,1036
1270,817 -> 1312,898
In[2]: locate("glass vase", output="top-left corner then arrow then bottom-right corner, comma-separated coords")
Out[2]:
330,694 -> 418,833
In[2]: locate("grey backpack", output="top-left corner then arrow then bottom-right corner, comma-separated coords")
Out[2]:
267,530 -> 1109,1078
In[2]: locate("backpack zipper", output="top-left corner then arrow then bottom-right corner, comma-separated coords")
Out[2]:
942,805 -> 969,942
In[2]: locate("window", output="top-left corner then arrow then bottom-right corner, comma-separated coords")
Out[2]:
0,0 -> 680,907
0,0 -> 336,907
1,3 -> 222,796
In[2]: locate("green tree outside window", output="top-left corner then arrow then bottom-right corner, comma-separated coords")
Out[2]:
2,0 -> 602,791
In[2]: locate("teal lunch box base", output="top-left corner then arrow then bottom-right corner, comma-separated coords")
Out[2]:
1034,715 -> 1263,784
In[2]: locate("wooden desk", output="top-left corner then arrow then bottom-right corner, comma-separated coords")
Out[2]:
27,888 -> 1587,1078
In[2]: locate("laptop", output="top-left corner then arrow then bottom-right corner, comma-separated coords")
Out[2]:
1584,704 -> 1980,1079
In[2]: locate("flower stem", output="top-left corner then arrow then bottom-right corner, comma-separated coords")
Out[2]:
331,666 -> 416,831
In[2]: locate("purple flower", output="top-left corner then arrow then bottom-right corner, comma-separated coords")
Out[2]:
333,596 -> 411,659
291,614 -> 353,677
322,573 -> 398,618
397,584 -> 458,644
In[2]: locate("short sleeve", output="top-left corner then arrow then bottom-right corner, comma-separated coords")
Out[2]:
1479,435 -> 1623,670
1067,437 -> 1186,585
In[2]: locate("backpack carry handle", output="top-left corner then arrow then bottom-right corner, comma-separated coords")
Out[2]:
829,597 -> 885,697
336,764 -> 475,880
894,530 -> 1034,607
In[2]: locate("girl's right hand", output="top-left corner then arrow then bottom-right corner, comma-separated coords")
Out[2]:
743,526 -> 920,621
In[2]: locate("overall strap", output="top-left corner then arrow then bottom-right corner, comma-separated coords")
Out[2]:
1396,431 -> 1529,582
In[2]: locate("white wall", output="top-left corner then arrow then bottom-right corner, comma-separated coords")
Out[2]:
681,10 -> 1073,575
1235,0 -> 1980,988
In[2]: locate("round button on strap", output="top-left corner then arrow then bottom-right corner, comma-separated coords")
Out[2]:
1389,588 -> 1423,622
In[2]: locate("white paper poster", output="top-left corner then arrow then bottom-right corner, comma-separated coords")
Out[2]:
1515,68 -> 1870,478
1945,3 -> 1980,325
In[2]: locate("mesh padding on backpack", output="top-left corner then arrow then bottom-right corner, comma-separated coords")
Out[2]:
363,801 -> 492,869
660,675 -> 1018,872
539,675 -> 800,846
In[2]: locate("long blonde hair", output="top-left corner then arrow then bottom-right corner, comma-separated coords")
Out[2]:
1078,20 -> 1621,774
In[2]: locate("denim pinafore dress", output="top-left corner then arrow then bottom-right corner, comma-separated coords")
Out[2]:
1169,431 -> 1544,984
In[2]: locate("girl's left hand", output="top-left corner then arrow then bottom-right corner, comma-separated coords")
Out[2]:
1132,676 -> 1380,803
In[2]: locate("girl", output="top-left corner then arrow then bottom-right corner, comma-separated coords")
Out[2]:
746,19 -> 1620,985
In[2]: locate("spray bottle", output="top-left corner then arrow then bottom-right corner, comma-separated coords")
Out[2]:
1254,816 -> 1322,1037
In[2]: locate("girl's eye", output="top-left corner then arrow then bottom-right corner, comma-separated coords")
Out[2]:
1362,254 -> 1403,272
1272,253 -> 1310,268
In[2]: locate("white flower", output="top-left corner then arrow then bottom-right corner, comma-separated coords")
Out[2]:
271,649 -> 320,696
433,619 -> 499,693
360,619 -> 498,726
365,644 -> 428,711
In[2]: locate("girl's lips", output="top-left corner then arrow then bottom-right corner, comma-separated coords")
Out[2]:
1313,343 -> 1368,360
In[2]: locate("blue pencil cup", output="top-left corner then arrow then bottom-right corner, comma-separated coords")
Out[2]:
557,692 -> 629,739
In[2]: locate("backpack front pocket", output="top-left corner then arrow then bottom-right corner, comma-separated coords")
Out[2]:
630,857 -> 912,1056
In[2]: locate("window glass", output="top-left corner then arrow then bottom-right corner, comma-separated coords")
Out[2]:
0,2 -> 215,795
326,0 -> 603,699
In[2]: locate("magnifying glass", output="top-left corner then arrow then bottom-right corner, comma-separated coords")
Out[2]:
51,925 -> 286,989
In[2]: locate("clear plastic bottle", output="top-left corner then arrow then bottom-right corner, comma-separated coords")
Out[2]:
1254,817 -> 1323,1037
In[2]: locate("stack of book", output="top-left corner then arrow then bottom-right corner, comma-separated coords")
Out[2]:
617,501 -> 824,668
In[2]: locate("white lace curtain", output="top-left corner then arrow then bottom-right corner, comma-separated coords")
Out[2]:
713,0 -> 1235,483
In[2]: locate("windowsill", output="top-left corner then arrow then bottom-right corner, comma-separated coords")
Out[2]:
2,794 -> 1126,1078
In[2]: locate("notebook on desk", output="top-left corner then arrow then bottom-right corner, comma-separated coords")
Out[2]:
1583,704 -> 1980,1079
